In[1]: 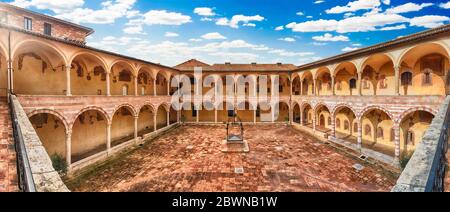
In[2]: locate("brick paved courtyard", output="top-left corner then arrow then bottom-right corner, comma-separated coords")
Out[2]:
69,125 -> 396,192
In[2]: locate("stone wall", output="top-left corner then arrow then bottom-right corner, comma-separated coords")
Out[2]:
11,95 -> 68,192
392,96 -> 450,192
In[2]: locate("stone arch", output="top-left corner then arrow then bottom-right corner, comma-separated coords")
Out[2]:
12,39 -> 68,66
358,105 -> 394,122
112,104 -> 138,118
71,106 -> 110,129
397,107 -> 437,125
313,102 -> 331,113
69,50 -> 108,71
397,42 -> 450,67
28,109 -> 69,134
137,102 -> 156,114
360,53 -> 395,71
0,41 -> 7,59
157,102 -> 171,112
110,59 -> 137,76
332,103 -> 358,118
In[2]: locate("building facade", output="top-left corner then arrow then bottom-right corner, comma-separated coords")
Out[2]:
0,3 -> 449,188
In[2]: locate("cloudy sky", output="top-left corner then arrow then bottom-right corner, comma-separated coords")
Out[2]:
5,0 -> 450,66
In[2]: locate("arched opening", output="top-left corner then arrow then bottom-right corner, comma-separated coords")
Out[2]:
71,109 -> 108,163
292,76 -> 301,95
334,62 -> 358,96
334,106 -> 357,143
70,52 -> 108,95
0,48 -> 7,96
275,102 -> 290,122
293,103 -> 301,124
302,103 -> 313,127
155,72 -> 168,96
30,113 -> 67,160
156,105 -> 168,129
236,75 -> 256,97
316,67 -> 332,96
302,71 -> 313,95
137,68 -> 154,96
361,54 -> 394,96
13,41 -> 66,95
111,106 -> 135,147
399,43 -> 449,96
361,108 -> 395,157
137,105 -> 154,137
315,104 -> 331,132
199,101 -> 215,122
279,74 -> 290,96
110,61 -> 135,96
399,110 -> 435,157
236,101 -> 255,122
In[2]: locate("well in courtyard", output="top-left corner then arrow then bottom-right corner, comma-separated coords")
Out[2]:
68,125 -> 397,192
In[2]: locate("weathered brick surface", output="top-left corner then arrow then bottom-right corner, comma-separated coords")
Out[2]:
70,125 -> 395,192
0,98 -> 18,192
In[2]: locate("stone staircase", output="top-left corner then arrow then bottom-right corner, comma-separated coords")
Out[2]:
0,97 -> 18,192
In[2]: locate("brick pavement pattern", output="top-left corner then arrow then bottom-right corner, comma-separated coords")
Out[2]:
0,99 -> 18,192
71,125 -> 396,192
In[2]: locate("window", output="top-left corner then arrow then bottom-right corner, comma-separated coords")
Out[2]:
44,23 -> 51,36
190,77 -> 195,85
364,124 -> 372,136
344,120 -> 349,130
256,107 -> 261,117
422,69 -> 432,86
349,79 -> 357,89
379,75 -> 387,89
279,85 -> 283,92
24,17 -> 32,30
363,77 -> 370,89
401,72 -> 412,86
122,84 -> 128,96
228,109 -> 235,117
407,131 -> 415,146
336,118 -> 341,129
377,127 -> 384,139
141,86 -> 146,96
192,106 -> 197,117
0,11 -> 7,23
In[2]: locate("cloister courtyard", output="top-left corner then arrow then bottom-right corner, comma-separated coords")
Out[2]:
68,125 -> 396,192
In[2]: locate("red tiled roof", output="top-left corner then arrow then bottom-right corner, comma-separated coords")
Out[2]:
175,60 -> 296,72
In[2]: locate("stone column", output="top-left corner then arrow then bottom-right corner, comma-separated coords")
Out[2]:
106,123 -> 111,155
289,106 -> 293,125
167,79 -> 171,96
331,76 -> 335,96
358,72 -> 362,96
254,109 -> 257,123
357,120 -> 362,151
313,78 -> 317,96
196,108 -> 200,123
66,65 -> 72,96
312,113 -> 316,133
166,111 -> 170,126
65,131 -> 72,170
8,59 -> 13,93
153,113 -> 157,131
106,72 -> 111,96
300,106 -> 304,126
153,79 -> 157,96
134,116 -> 138,142
394,65 -> 400,95
331,115 -> 336,138
134,76 -> 138,96
300,79 -> 303,96
214,109 -> 218,123
394,125 -> 401,163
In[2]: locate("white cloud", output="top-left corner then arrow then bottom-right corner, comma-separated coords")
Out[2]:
189,38 -> 203,42
440,2 -> 450,9
54,0 -> 137,24
312,33 -> 349,42
379,24 -> 406,31
165,32 -> 179,37
286,13 -> 409,33
314,1 -> 325,4
386,3 -> 433,14
123,25 -> 145,34
312,42 -> 327,46
11,0 -> 85,13
216,14 -> 264,28
275,26 -> 284,31
409,15 -> 450,28
326,0 -> 381,14
278,37 -> 296,42
296,12 -> 304,16
268,49 -> 314,57
194,7 -> 215,16
201,32 -> 227,40
342,47 -> 359,52
138,10 -> 192,25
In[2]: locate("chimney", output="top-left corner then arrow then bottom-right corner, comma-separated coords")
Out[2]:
251,62 -> 257,65
277,62 -> 282,66
225,62 -> 231,65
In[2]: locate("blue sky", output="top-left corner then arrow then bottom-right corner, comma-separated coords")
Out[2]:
4,0 -> 450,66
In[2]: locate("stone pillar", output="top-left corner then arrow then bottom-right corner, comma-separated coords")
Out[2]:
312,113 -> 316,133
196,108 -> 200,123
66,65 -> 72,96
331,76 -> 335,96
357,120 -> 362,151
289,106 -> 293,125
394,126 -> 401,163
254,109 -> 257,123
153,113 -> 157,131
300,79 -> 303,96
331,115 -> 336,138
313,78 -> 317,96
167,111 -> 170,126
214,109 -> 218,123
153,79 -> 157,96
134,76 -> 138,96
300,106 -> 304,126
167,79 -> 171,96
358,72 -> 362,96
134,116 -> 138,142
8,59 -> 13,93
65,131 -> 72,169
394,65 -> 400,95
106,72 -> 111,96
106,123 -> 111,154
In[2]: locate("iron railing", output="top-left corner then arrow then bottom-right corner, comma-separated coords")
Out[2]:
9,94 -> 36,192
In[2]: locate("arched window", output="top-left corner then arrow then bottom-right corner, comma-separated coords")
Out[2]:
362,77 -> 370,89
141,86 -> 146,96
336,118 -> 341,129
401,72 -> 412,86
422,68 -> 432,86
390,128 -> 395,142
379,75 -> 387,89
122,84 -> 128,96
344,120 -> 349,130
328,117 -> 331,125
364,124 -> 371,136
377,127 -> 384,139
349,79 -> 357,89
